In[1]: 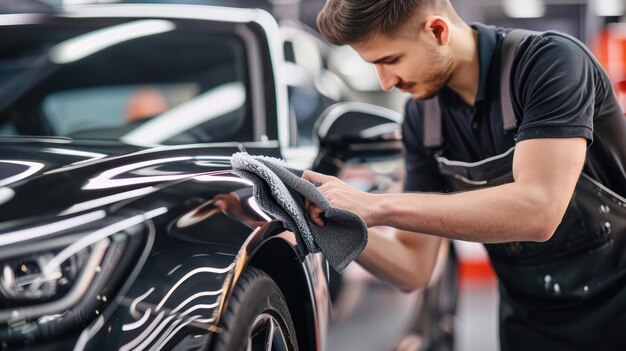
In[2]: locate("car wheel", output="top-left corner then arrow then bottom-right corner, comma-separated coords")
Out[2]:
211,266 -> 298,351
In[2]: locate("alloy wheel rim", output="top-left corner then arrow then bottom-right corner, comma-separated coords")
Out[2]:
246,313 -> 289,351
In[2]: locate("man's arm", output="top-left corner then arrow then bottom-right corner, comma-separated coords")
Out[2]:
304,137 -> 587,243
357,228 -> 442,292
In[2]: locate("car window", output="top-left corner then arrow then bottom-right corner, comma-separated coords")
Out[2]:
0,122 -> 17,136
0,19 -> 254,146
43,83 -> 199,135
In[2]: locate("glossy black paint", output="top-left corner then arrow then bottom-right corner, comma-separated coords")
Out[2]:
0,2 -> 324,346
0,139 -> 325,350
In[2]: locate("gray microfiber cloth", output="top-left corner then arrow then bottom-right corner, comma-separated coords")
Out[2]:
230,152 -> 368,273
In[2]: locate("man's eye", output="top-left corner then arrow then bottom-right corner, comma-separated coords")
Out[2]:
385,58 -> 399,65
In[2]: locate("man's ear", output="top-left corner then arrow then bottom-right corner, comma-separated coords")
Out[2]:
424,16 -> 450,46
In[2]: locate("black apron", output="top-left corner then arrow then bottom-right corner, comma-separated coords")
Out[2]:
421,30 -> 626,350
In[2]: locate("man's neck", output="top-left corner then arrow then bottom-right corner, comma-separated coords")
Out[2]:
447,25 -> 480,106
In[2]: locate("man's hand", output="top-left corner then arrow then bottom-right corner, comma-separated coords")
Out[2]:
302,170 -> 377,227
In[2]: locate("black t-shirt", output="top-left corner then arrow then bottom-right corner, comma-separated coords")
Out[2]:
402,23 -> 626,196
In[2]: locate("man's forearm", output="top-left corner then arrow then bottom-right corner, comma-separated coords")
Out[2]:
356,227 -> 441,292
303,137 -> 585,243
373,181 -> 562,243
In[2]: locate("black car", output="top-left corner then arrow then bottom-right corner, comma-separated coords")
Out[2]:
0,4 -> 402,350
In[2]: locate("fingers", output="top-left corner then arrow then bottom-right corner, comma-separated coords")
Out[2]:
302,170 -> 330,185
309,204 -> 325,227
302,171 -> 333,226
304,197 -> 325,227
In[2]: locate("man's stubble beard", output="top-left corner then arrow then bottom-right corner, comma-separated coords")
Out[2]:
413,52 -> 454,100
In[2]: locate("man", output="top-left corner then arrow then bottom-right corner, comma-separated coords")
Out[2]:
304,0 -> 626,349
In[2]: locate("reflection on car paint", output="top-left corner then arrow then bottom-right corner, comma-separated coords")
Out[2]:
193,174 -> 253,185
167,264 -> 183,276
61,187 -> 160,215
172,290 -> 224,315
116,238 -> 250,351
0,141 -> 328,349
304,253 -> 330,349
194,160 -> 237,168
176,188 -> 270,230
117,219 -> 264,348
129,287 -> 155,320
123,308 -> 152,331
44,208 -> 166,277
155,262 -> 236,312
0,187 -> 14,206
42,147 -> 108,164
247,197 -> 273,222
82,157 -> 192,189
0,206 -> 155,346
0,160 -> 45,187
83,157 -> 236,189
123,288 -> 223,331
74,315 -> 106,351
0,210 -> 107,246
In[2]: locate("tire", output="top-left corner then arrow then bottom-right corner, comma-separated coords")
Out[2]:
211,266 -> 298,351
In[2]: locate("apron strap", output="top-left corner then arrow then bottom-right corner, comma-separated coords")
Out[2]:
423,97 -> 443,149
500,29 -> 539,132
421,29 -> 541,149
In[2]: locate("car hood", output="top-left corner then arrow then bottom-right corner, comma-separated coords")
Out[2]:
0,137 -> 254,224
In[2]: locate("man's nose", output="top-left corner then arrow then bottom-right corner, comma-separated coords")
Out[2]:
375,64 -> 399,92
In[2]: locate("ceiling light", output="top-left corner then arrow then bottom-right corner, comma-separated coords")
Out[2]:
503,0 -> 546,18
592,0 -> 625,17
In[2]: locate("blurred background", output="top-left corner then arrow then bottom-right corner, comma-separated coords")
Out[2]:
1,1 -> 624,350
3,0 -> 624,115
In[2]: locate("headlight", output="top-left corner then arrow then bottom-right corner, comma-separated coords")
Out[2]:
0,210 -> 154,346
0,249 -> 87,302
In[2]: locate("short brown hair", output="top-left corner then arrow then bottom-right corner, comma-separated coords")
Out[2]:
317,0 -> 451,45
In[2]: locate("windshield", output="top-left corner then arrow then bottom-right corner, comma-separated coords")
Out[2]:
0,17 -> 253,146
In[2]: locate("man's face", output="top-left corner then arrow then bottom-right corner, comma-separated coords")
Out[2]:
353,32 -> 454,100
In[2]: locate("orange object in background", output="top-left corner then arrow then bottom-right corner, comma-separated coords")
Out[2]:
454,241 -> 496,286
458,257 -> 496,285
126,87 -> 170,122
592,23 -> 626,112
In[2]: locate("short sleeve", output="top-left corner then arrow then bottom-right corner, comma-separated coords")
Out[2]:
512,33 -> 597,144
402,100 -> 445,192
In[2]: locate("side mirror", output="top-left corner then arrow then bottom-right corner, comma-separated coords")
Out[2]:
312,102 -> 403,175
